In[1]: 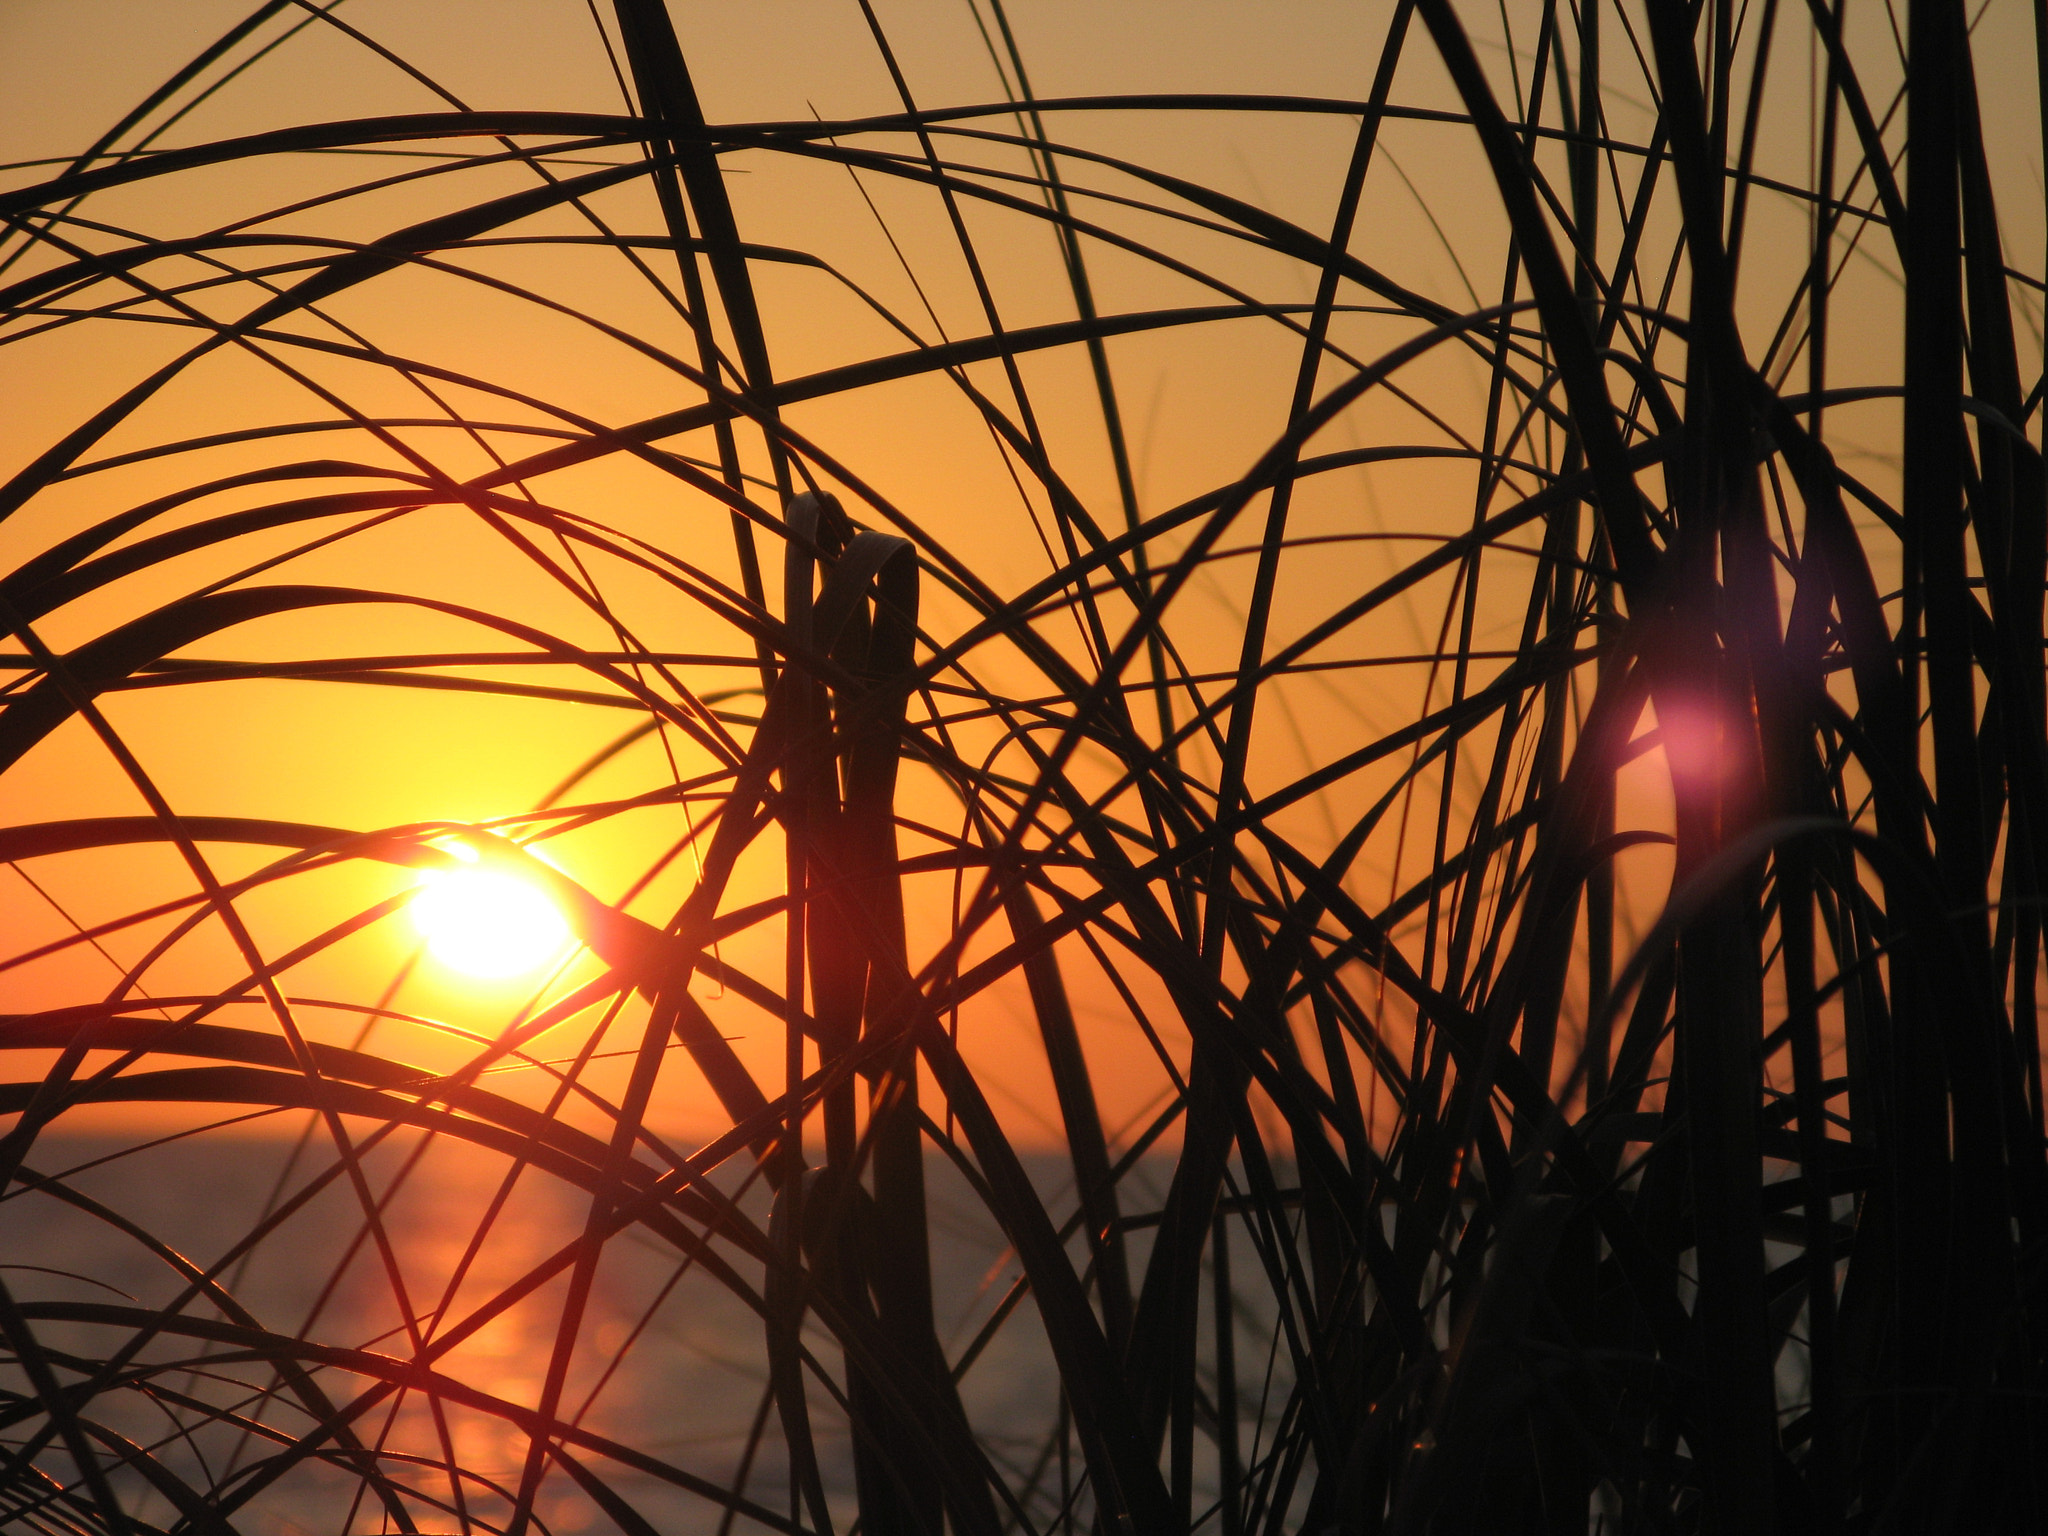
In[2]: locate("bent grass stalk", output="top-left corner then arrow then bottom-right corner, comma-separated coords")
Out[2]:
0,0 -> 2043,1530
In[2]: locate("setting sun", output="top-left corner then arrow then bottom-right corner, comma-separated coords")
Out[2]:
410,854 -> 573,979
9,1 -> 2044,1527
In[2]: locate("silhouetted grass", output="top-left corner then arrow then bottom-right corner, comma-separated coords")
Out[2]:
1,0 -> 2044,1531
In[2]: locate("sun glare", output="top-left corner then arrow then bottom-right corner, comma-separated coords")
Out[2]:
410,851 -> 572,979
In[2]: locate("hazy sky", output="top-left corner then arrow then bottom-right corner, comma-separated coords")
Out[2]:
2,0 -> 2041,1142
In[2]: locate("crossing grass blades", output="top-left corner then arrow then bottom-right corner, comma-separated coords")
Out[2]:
0,0 -> 2045,1530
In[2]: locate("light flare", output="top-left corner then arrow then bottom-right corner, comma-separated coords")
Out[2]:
411,842 -> 572,979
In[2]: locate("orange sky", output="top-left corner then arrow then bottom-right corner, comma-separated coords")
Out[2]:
2,0 -> 2038,1150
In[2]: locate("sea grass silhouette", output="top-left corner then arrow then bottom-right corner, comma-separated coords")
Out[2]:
1,0 -> 2043,1530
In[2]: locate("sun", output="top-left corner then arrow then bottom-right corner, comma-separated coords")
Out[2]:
410,846 -> 573,979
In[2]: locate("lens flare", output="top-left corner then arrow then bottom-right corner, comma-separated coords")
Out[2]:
411,851 -> 571,979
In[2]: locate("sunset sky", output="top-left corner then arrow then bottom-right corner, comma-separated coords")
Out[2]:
3,0 -> 2037,1146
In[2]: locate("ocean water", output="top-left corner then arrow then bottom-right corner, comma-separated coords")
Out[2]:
3,1129 -> 1178,1536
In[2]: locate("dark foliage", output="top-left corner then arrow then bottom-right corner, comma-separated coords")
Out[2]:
0,0 -> 2044,1530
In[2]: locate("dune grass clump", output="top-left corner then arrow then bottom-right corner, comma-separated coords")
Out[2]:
1,0 -> 2045,1530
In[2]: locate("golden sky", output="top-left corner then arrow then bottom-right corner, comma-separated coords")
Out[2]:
2,0 -> 2039,1148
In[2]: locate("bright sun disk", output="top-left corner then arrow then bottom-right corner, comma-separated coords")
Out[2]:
410,857 -> 572,979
